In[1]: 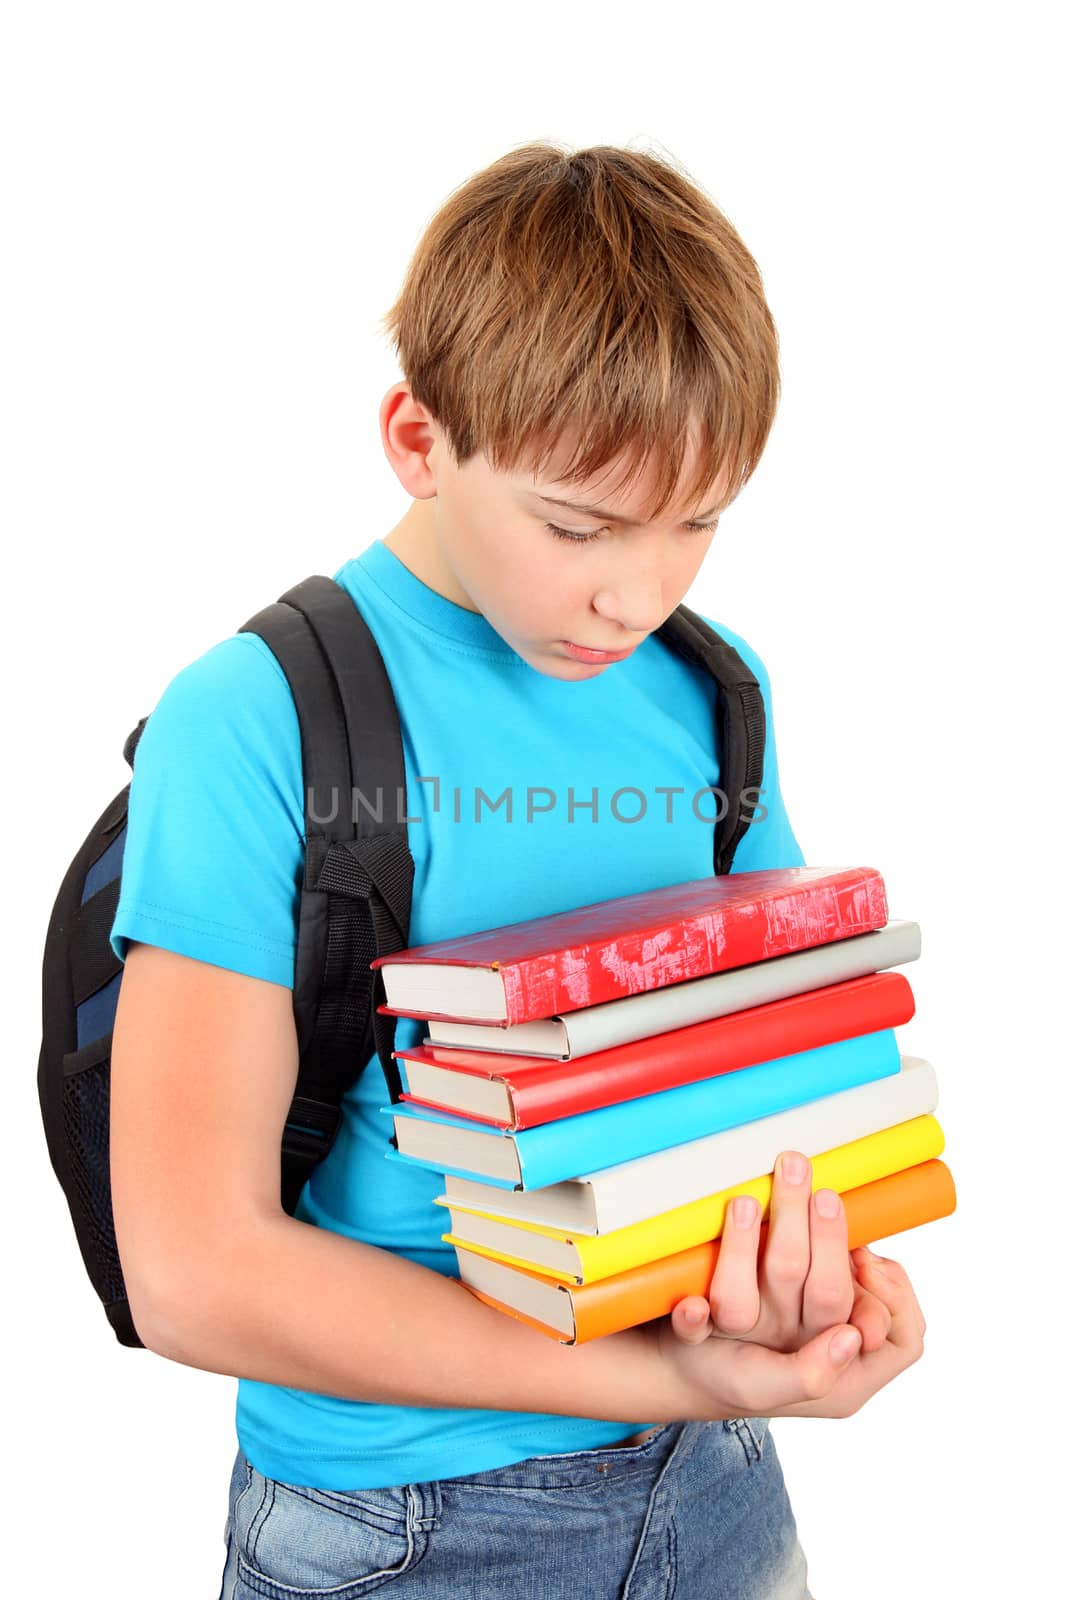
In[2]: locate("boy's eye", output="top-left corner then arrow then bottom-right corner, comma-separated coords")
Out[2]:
544,519 -> 719,544
545,521 -> 607,543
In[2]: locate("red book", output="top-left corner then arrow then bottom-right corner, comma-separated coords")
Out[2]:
372,866 -> 888,1027
395,971 -> 914,1129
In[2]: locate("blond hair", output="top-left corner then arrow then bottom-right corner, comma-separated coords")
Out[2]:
378,141 -> 780,520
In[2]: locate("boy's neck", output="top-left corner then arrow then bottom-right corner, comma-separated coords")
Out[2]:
382,499 -> 481,614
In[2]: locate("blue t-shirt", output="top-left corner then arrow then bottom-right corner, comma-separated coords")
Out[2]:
110,539 -> 804,1489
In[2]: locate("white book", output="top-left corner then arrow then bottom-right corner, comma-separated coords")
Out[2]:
425,920 -> 921,1059
439,1055 -> 938,1236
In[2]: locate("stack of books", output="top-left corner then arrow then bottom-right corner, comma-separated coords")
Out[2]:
372,866 -> 956,1344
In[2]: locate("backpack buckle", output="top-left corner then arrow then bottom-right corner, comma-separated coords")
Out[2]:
282,1094 -> 343,1159
280,1095 -> 344,1214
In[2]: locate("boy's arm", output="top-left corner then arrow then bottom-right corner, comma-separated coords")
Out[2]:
112,943 -> 898,1424
110,941 -> 690,1420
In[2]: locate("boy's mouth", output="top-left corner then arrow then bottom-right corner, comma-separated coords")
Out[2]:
560,640 -> 637,664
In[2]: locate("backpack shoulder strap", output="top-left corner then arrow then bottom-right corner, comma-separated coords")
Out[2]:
238,576 -> 415,1214
655,603 -> 767,876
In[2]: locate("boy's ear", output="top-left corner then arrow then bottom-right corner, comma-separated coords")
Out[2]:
379,381 -> 441,499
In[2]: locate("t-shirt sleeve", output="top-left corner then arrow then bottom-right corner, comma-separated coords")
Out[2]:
696,614 -> 806,872
109,631 -> 306,988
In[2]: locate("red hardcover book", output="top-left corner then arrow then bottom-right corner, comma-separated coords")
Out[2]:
372,866 -> 888,1028
396,971 -> 914,1129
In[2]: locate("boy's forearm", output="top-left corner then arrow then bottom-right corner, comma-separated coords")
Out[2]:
144,1213 -> 708,1424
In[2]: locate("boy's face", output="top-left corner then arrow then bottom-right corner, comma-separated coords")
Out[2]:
381,386 -> 732,680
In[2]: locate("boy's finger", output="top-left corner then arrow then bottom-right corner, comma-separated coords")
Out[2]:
849,1284 -> 893,1352
802,1187 -> 854,1329
670,1296 -> 712,1344
717,1320 -> 862,1414
761,1151 -> 813,1316
853,1253 -> 926,1354
706,1194 -> 762,1334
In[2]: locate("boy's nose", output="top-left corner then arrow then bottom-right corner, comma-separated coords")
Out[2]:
591,578 -> 665,638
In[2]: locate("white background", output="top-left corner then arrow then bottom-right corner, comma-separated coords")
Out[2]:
4,3 -> 1063,1595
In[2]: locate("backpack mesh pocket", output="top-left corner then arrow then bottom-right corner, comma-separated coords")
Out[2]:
60,1032 -> 126,1307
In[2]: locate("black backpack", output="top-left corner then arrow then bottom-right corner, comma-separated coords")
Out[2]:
37,575 -> 768,1348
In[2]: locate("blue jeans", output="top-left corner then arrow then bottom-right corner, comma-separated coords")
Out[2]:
217,1419 -> 812,1599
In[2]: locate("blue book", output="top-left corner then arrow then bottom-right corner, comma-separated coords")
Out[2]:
383,1028 -> 901,1190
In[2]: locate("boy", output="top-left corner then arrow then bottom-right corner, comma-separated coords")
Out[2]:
109,143 -> 924,1599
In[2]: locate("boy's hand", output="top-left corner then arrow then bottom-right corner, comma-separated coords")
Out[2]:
769,1246 -> 928,1418
644,1239 -> 926,1421
668,1150 -> 894,1355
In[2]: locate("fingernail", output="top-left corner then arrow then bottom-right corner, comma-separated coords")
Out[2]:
782,1152 -> 808,1185
732,1196 -> 759,1228
814,1189 -> 840,1219
684,1305 -> 705,1325
830,1328 -> 861,1365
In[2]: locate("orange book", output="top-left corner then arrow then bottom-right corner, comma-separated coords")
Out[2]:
457,1158 -> 956,1343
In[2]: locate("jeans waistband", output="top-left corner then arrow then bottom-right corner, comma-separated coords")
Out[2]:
444,1422 -> 687,1491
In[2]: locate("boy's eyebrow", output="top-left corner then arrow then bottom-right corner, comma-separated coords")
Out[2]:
534,492 -> 727,524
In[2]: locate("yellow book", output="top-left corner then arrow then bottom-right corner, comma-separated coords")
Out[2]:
441,1113 -> 944,1284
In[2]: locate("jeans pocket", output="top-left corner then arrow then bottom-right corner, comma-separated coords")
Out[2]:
233,1463 -> 436,1599
721,1415 -> 771,1466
